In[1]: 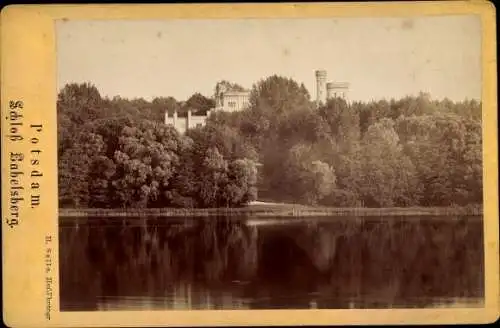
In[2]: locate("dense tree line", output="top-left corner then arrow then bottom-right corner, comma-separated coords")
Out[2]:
203,75 -> 482,207
58,77 -> 482,208
60,218 -> 483,310
58,83 -> 256,208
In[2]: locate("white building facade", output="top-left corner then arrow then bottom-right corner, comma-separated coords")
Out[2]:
164,109 -> 212,135
165,82 -> 251,134
213,90 -> 250,112
166,72 -> 350,133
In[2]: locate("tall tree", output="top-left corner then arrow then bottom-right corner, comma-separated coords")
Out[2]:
184,93 -> 215,114
109,120 -> 184,208
222,158 -> 259,207
197,147 -> 229,207
358,118 -> 420,207
58,131 -> 105,207
57,82 -> 104,125
281,143 -> 336,205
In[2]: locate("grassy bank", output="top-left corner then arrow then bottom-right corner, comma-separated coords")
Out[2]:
59,203 -> 483,218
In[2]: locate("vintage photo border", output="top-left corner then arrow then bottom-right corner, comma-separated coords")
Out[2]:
2,2 -> 498,326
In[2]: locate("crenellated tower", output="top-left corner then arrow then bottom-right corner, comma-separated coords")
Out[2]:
327,82 -> 350,102
315,70 -> 327,108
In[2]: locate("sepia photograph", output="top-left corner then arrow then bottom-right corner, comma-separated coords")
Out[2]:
54,15 -> 487,312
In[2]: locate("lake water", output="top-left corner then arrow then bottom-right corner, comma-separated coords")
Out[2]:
59,215 -> 484,311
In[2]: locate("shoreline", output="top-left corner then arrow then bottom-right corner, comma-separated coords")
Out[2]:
59,204 -> 483,218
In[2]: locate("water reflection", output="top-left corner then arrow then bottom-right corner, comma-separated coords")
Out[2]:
59,216 -> 484,311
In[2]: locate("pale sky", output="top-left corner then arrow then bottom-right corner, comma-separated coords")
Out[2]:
57,16 -> 481,102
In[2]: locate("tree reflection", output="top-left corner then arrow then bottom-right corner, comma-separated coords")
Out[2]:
59,216 -> 484,311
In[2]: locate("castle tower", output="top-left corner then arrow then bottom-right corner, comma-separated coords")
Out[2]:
315,70 -> 327,107
326,82 -> 350,102
326,82 -> 335,100
214,82 -> 225,108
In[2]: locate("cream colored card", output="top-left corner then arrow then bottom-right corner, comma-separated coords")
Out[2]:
2,2 -> 498,327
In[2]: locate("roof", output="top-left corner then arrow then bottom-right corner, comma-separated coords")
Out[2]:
223,90 -> 251,96
327,82 -> 350,89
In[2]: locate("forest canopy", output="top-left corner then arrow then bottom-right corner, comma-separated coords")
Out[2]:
58,78 -> 482,208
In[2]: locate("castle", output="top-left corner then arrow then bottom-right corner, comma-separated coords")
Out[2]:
315,70 -> 350,108
164,82 -> 252,134
165,70 -> 349,133
213,82 -> 250,112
